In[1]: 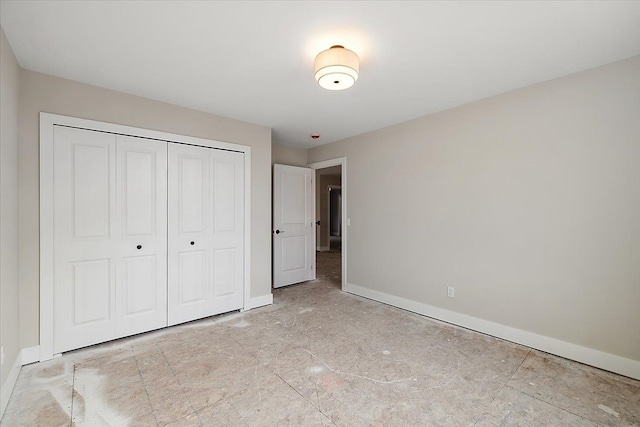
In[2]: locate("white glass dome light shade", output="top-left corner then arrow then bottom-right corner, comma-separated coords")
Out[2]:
314,45 -> 359,90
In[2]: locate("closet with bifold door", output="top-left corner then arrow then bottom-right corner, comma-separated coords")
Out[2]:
49,122 -> 245,355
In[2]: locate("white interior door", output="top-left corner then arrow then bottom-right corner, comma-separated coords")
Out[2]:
115,135 -> 167,337
273,164 -> 315,288
53,127 -> 168,353
168,143 -> 244,325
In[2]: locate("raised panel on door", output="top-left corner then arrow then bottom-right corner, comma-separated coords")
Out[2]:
53,126 -> 117,353
115,135 -> 167,336
179,250 -> 207,303
121,256 -> 157,313
168,143 -> 212,325
281,236 -> 308,271
71,259 -> 111,325
209,151 -> 244,313
282,172 -> 307,225
273,164 -> 314,288
72,144 -> 111,238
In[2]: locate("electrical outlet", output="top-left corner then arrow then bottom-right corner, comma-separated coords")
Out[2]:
447,287 -> 455,298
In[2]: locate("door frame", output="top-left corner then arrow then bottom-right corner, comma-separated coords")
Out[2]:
39,112 -> 252,361
308,157 -> 347,291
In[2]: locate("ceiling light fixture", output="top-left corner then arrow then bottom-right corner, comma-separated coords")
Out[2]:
314,45 -> 359,90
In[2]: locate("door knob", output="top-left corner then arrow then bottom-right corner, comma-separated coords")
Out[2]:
190,241 -> 195,245
275,230 -> 285,234
136,245 -> 142,250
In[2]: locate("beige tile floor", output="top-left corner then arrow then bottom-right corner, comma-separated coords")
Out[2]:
2,249 -> 639,426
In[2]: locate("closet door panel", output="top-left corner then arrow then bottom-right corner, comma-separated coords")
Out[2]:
53,126 -> 117,353
115,135 -> 167,336
168,144 -> 244,325
209,151 -> 244,312
168,143 -> 212,325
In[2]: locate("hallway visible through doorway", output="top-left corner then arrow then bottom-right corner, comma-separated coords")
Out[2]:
316,238 -> 341,289
313,161 -> 343,290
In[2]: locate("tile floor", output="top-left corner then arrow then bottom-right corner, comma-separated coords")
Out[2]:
2,249 -> 639,426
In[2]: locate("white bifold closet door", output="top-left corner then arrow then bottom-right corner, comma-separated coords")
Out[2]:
167,143 -> 244,326
53,126 -> 167,353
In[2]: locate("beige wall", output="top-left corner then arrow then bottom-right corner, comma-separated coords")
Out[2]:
308,56 -> 640,363
0,27 -> 21,411
272,142 -> 308,167
18,70 -> 272,349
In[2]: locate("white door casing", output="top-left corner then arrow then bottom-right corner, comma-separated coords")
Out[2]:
52,127 -> 168,353
273,164 -> 315,288
167,143 -> 244,325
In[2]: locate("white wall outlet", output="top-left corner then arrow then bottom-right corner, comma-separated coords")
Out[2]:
447,286 -> 455,298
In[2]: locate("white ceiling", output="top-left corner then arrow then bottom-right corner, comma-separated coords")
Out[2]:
2,1 -> 640,148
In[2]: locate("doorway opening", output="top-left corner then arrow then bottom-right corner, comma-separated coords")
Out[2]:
309,158 -> 346,291
328,185 -> 342,252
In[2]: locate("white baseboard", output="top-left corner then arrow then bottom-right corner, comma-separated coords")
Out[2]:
345,282 -> 640,380
244,293 -> 273,310
21,346 -> 40,365
316,246 -> 330,252
1,351 -> 22,419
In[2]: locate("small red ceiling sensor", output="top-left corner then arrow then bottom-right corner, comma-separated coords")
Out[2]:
311,134 -> 320,139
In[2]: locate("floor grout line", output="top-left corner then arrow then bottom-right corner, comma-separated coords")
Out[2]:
159,350 -> 200,421
133,355 -> 161,427
485,347 -> 532,410
274,371 -> 334,425
508,385 -> 609,427
69,363 -> 76,427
